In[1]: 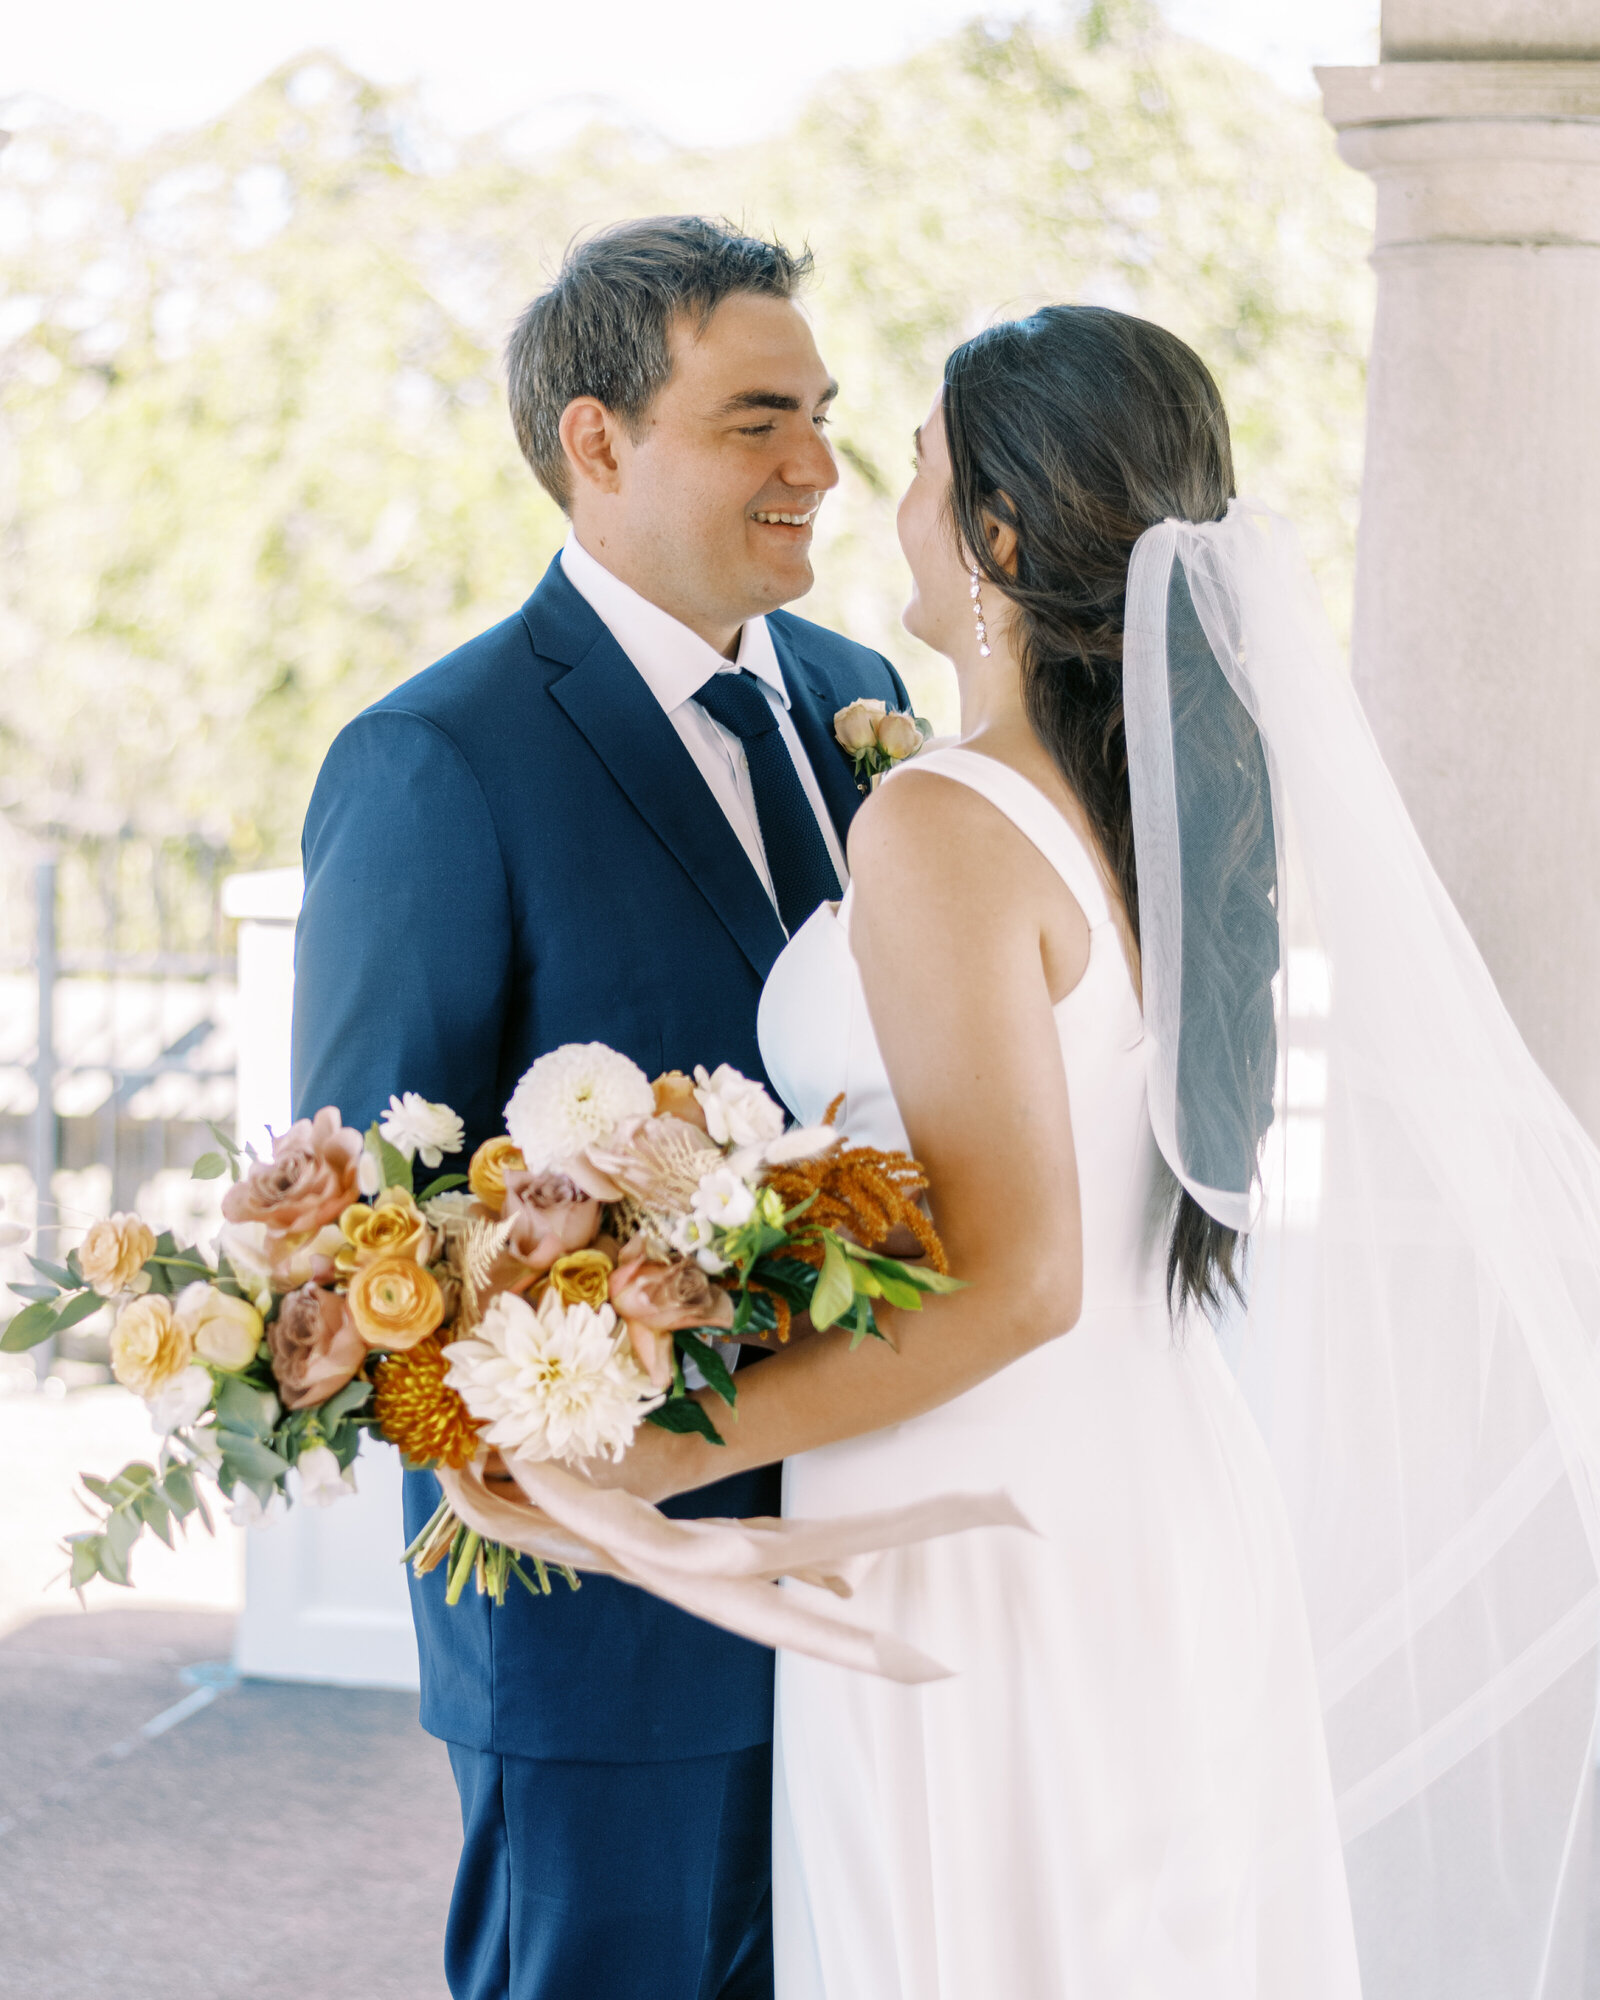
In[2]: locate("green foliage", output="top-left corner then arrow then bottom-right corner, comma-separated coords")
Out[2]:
0,13 -> 1370,916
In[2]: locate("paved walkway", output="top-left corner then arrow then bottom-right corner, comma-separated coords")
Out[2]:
0,1608 -> 458,2000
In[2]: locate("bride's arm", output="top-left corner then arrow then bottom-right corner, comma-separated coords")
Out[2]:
605,769 -> 1091,1504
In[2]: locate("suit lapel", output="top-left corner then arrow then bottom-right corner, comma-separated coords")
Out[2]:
768,622 -> 867,856
528,563 -> 789,981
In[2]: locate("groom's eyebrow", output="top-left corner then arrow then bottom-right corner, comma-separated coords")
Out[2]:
717,380 -> 840,415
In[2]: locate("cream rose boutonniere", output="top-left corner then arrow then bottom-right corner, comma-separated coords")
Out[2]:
834,699 -> 933,793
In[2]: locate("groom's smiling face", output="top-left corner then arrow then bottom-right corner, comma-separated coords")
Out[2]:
560,293 -> 840,655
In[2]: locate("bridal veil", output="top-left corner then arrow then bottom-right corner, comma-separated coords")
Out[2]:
1125,502 -> 1600,1998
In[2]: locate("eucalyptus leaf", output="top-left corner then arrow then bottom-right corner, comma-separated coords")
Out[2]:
215,1374 -> 278,1438
8,1282 -> 59,1303
205,1120 -> 243,1160
645,1397 -> 725,1446
161,1465 -> 198,1516
809,1235 -> 855,1331
79,1473 -> 115,1503
68,1535 -> 103,1591
28,1256 -> 74,1288
0,1300 -> 59,1351
96,1539 -> 131,1588
317,1378 -> 373,1427
136,1490 -> 175,1547
218,1433 -> 291,1484
105,1508 -> 141,1563
191,1151 -> 228,1181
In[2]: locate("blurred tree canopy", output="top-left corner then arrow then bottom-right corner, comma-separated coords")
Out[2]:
0,0 -> 1372,922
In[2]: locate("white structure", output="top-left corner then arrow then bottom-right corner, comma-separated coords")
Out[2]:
1319,2 -> 1600,1137
222,868 -> 419,1692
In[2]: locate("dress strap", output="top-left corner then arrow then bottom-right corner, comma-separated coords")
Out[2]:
887,745 -> 1112,927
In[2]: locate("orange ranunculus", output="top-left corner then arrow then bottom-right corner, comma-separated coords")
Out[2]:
468,1136 -> 526,1212
335,1187 -> 432,1275
348,1254 -> 445,1351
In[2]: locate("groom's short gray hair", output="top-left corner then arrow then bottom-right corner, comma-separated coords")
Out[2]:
506,216 -> 813,509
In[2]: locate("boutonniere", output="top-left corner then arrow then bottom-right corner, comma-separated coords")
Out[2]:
833,699 -> 934,795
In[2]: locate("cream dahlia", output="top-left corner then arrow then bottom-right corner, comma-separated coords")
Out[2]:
503,1044 -> 655,1173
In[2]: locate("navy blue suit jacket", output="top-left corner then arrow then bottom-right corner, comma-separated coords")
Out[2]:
291,554 -> 908,1762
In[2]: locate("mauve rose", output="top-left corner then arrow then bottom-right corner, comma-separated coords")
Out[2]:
609,1250 -> 735,1389
222,1107 -> 364,1236
269,1283 -> 367,1411
499,1171 -> 602,1279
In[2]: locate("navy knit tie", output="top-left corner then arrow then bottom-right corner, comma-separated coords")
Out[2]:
694,669 -> 842,935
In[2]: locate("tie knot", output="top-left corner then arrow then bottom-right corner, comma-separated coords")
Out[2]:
693,669 -> 780,741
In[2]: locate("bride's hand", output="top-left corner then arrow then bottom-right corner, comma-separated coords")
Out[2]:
575,1418 -> 700,1505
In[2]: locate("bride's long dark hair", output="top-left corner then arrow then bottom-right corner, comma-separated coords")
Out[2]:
942,305 -> 1276,1318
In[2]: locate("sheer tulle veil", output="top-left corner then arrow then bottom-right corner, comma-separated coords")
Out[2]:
1124,500 -> 1600,1997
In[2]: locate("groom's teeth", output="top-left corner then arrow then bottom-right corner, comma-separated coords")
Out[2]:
753,510 -> 815,525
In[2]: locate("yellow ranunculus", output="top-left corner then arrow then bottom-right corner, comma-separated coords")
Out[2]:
348,1254 -> 445,1351
468,1137 -> 525,1213
175,1282 -> 264,1372
544,1249 -> 615,1311
335,1187 -> 431,1276
110,1294 -> 194,1396
79,1214 -> 157,1297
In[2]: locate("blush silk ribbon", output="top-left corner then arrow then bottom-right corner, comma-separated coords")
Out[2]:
435,1456 -> 1033,1684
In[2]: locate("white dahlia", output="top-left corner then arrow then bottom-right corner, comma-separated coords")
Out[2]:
503,1043 -> 655,1172
443,1289 -> 660,1465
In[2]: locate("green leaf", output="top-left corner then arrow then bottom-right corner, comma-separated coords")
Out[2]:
644,1397 -> 725,1446
366,1123 -> 413,1194
0,1300 -> 59,1351
855,1265 -> 923,1311
205,1120 -> 243,1159
847,1293 -> 878,1351
316,1378 -> 372,1427
135,1490 -> 175,1547
191,1151 -> 228,1181
214,1373 -> 276,1438
67,1535 -> 103,1591
104,1507 -> 141,1564
161,1465 -> 198,1516
809,1234 -> 855,1331
7,1282 -> 59,1302
51,1289 -> 107,1334
418,1173 -> 467,1199
675,1331 -> 738,1409
80,1473 -> 116,1503
28,1256 -> 75,1288
217,1433 -> 291,1484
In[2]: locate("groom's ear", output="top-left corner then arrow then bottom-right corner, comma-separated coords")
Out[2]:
559,396 -> 625,500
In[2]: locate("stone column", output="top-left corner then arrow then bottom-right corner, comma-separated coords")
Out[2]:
1320,6 -> 1600,1136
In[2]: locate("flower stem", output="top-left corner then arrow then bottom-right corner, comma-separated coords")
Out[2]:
400,1495 -> 454,1566
445,1529 -> 482,1606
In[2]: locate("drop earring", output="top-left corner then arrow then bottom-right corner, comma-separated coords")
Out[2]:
969,567 -> 992,658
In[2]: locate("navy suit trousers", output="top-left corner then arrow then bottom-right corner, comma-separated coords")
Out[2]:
444,1740 -> 774,2000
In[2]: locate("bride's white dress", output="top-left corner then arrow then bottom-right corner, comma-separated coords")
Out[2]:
756,746 -> 1363,2000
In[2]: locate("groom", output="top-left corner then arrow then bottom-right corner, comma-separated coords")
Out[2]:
290,218 -> 908,1999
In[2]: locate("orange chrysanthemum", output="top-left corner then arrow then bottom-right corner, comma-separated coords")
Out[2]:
372,1335 -> 480,1470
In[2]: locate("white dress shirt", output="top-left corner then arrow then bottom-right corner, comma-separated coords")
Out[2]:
560,534 -> 848,921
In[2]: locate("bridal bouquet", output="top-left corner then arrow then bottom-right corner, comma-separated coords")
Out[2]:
14,1047 -> 958,1613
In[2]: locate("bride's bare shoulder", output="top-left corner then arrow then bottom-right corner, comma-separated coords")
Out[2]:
846,762 -> 1036,914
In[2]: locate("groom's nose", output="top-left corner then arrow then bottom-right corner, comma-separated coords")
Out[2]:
776,420 -> 840,495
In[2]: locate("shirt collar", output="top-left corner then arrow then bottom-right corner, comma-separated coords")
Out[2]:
561,532 -> 789,714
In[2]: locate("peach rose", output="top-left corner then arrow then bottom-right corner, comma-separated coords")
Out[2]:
468,1137 -> 526,1212
269,1284 -> 368,1410
609,1250 -> 735,1389
875,709 -> 924,760
110,1294 -> 194,1396
651,1071 -> 709,1132
498,1171 -> 602,1279
348,1253 -> 445,1351
834,697 -> 887,753
335,1187 -> 432,1276
221,1107 -> 364,1236
79,1214 -> 157,1297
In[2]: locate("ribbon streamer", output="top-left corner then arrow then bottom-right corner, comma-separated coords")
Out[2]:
436,1456 -> 1032,1684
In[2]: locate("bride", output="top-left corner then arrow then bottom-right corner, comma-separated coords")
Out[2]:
611,305 -> 1600,1998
